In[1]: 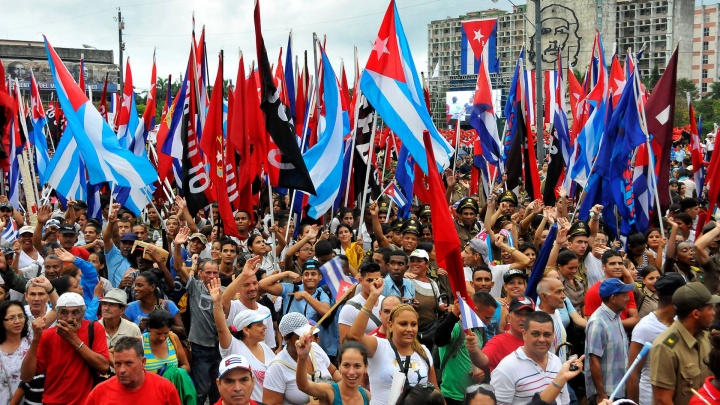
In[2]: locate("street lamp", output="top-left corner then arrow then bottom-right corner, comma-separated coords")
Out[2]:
492,0 -> 544,163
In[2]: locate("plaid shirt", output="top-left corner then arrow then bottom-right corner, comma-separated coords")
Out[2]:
584,303 -> 628,398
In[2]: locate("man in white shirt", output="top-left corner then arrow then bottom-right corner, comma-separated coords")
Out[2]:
491,311 -> 583,405
338,262 -> 384,342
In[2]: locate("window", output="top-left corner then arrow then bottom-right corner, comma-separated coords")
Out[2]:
702,83 -> 708,93
703,55 -> 709,65
703,69 -> 709,79
704,27 -> 710,37
704,41 -> 710,51
706,13 -> 712,23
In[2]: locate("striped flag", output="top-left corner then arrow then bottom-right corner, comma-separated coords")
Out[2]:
456,292 -> 485,330
29,71 -> 50,184
319,257 -> 357,299
43,36 -> 157,189
383,183 -> 407,208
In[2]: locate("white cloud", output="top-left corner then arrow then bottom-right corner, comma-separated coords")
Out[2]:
2,0 -> 509,93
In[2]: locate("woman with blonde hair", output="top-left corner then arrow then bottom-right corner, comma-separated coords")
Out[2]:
349,277 -> 437,405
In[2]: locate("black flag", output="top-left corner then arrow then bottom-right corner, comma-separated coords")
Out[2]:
254,0 -> 316,195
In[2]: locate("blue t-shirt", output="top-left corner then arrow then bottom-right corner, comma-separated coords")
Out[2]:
280,283 -> 330,322
124,300 -> 180,327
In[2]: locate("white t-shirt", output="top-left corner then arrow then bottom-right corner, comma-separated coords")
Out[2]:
491,347 -> 569,405
219,336 -> 276,402
585,254 -> 604,288
264,342 -> 332,405
631,312 -> 667,405
228,300 -> 277,349
489,264 -> 512,298
548,310 -> 567,362
338,294 -> 384,333
368,338 -> 433,405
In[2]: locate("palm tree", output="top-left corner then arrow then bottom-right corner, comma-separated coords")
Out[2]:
707,81 -> 720,99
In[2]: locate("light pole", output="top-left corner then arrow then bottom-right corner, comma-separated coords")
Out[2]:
493,0 -> 544,163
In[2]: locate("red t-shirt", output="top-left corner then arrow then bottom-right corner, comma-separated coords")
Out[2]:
689,377 -> 720,405
70,246 -> 90,261
85,372 -> 181,405
584,280 -> 637,319
482,331 -> 524,373
369,327 -> 387,339
37,320 -> 110,405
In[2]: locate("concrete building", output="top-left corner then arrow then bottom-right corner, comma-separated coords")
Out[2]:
426,6 -> 525,127
0,39 -> 118,101
694,3 -> 720,96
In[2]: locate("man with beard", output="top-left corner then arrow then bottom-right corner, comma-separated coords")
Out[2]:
222,255 -> 278,350
21,292 -> 110,405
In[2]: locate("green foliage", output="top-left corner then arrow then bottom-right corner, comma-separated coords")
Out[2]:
136,104 -> 146,116
677,78 -> 699,101
674,99 -> 689,128
708,82 -> 720,100
572,69 -> 584,85
642,65 -> 661,92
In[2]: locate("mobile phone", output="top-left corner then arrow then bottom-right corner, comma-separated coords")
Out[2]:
569,354 -> 579,371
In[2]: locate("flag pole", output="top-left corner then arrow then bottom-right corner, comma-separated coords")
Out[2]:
452,120 -> 461,174
636,74 -> 665,237
285,193 -> 296,243
358,113 -> 379,234
379,130 -> 392,189
267,179 -> 277,257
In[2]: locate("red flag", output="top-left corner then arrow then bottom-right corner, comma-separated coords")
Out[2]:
567,67 -> 586,142
421,130 -> 471,304
647,48 -> 678,213
116,59 -> 134,142
98,73 -> 109,123
707,132 -> 720,213
201,53 -> 239,238
608,55 -> 626,109
155,74 -> 174,187
143,53 -> 157,133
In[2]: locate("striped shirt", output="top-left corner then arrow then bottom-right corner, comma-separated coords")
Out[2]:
491,347 -> 569,405
584,303 -> 628,398
142,332 -> 179,373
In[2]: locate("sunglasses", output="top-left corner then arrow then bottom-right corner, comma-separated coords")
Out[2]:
466,383 -> 495,395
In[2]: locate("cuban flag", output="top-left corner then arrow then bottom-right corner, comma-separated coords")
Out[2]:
552,54 -> 571,166
29,71 -> 51,184
456,292 -> 485,330
569,32 -> 608,187
130,53 -> 156,157
43,36 -> 158,189
320,257 -> 358,299
113,184 -> 154,216
360,0 -> 453,175
303,47 -> 349,219
45,128 -> 88,202
460,18 -> 498,75
116,59 -> 139,150
383,183 -> 408,208
8,83 -> 24,210
469,42 -> 501,167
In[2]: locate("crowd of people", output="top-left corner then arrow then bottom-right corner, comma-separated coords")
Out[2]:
0,147 -> 718,405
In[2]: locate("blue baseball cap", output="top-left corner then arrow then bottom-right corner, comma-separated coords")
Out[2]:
599,278 -> 635,298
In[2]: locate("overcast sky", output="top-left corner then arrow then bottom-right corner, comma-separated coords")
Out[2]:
1,0 -> 516,93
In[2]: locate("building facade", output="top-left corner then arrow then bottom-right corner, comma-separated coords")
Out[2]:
1,39 -> 118,101
694,3 -> 720,96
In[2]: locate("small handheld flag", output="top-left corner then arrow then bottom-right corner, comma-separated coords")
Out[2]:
457,292 -> 485,330
383,183 -> 408,208
320,257 -> 358,299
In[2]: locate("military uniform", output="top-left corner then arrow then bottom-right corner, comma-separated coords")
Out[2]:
400,219 -> 421,254
568,221 -> 590,285
449,183 -> 468,204
418,204 -> 432,224
454,197 -> 480,249
649,322 -> 712,405
649,282 -> 720,405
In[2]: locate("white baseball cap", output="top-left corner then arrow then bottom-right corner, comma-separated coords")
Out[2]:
409,249 -> 429,261
232,310 -> 270,331
56,292 -> 85,308
218,355 -> 252,378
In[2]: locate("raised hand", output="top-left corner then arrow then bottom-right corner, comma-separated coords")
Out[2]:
30,276 -> 52,292
240,255 -> 262,279
532,199 -> 545,214
108,203 -> 121,223
295,333 -> 313,358
209,277 -> 223,304
12,240 -> 21,254
31,317 -> 45,341
37,204 -> 52,224
174,227 -> 191,245
368,277 -> 384,297
175,196 -> 187,212
557,186 -> 568,199
368,202 -> 379,217
558,354 -> 585,382
54,247 -> 76,263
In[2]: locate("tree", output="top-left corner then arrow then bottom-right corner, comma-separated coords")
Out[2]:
643,65 -> 661,92
708,81 -> 720,100
677,78 -> 700,102
572,69 -> 584,85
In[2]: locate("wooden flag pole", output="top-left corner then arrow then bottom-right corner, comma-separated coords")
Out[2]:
308,283 -> 358,336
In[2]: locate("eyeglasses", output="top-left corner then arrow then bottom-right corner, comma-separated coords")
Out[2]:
3,314 -> 25,322
466,383 -> 495,395
300,248 -> 315,252
58,308 -> 84,317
